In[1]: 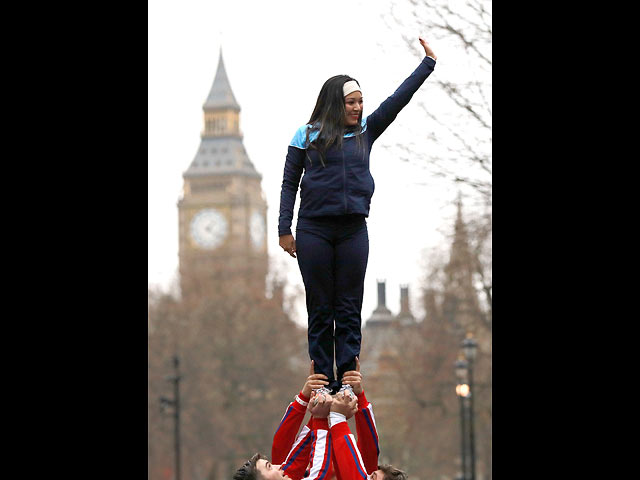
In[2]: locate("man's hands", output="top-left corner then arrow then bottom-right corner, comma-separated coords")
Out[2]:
308,390 -> 333,418
341,356 -> 363,395
302,360 -> 329,399
331,391 -> 358,420
419,37 -> 437,60
303,360 -> 332,418
304,358 -> 363,419
279,234 -> 297,258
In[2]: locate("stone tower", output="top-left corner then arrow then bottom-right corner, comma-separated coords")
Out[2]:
395,284 -> 416,325
441,195 -> 489,352
361,280 -> 395,377
177,49 -> 268,298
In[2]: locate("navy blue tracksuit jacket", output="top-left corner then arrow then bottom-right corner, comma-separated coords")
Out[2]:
278,56 -> 436,389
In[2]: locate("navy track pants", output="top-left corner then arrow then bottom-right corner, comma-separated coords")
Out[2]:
295,214 -> 369,392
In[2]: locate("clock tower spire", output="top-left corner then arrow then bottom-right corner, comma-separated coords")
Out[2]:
177,47 -> 268,299
202,48 -> 241,138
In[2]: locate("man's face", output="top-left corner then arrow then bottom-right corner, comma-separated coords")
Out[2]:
256,459 -> 291,480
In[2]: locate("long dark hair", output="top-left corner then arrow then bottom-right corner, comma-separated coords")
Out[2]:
305,74 -> 364,167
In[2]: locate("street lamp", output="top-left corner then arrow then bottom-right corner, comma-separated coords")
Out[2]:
160,355 -> 182,480
462,333 -> 478,362
454,356 -> 469,480
461,333 -> 478,480
455,383 -> 470,397
455,357 -> 468,383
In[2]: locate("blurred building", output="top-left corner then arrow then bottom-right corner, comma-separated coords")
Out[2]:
361,280 -> 418,379
441,196 -> 491,354
362,199 -> 488,377
360,199 -> 491,473
177,49 -> 269,298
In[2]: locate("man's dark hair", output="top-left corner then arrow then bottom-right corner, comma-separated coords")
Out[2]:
233,453 -> 266,480
378,464 -> 408,480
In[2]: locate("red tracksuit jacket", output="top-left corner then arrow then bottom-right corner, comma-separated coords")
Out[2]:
330,418 -> 371,480
272,390 -> 380,480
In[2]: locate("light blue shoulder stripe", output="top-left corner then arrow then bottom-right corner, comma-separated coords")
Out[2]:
289,119 -> 368,149
289,125 -> 315,149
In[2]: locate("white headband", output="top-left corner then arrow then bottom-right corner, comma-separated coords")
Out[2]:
343,80 -> 361,97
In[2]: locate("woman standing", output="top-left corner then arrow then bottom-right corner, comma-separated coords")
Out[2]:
278,37 -> 437,394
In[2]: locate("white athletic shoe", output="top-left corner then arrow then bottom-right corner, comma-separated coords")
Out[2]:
312,386 -> 333,396
338,384 -> 355,398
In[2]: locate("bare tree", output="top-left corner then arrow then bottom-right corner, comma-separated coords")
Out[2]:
362,206 -> 491,480
463,210 -> 492,327
380,0 -> 492,205
148,269 -> 308,480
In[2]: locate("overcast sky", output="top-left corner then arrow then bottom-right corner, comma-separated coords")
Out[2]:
148,0 -> 489,326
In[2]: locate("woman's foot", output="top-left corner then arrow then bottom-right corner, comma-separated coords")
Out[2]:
338,383 -> 355,398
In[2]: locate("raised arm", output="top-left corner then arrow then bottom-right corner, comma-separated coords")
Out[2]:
279,417 -> 314,480
341,357 -> 379,474
365,37 -> 437,143
305,391 -> 334,480
329,392 -> 366,480
272,361 -> 330,465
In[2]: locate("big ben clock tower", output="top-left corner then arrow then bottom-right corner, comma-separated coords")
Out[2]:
178,49 -> 268,297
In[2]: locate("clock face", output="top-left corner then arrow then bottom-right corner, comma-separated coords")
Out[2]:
190,208 -> 228,249
249,211 -> 265,250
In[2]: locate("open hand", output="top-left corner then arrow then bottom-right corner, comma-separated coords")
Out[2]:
302,360 -> 329,398
341,356 -> 363,395
419,37 -> 437,60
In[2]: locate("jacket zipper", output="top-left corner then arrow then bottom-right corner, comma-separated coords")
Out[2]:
342,151 -> 348,213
